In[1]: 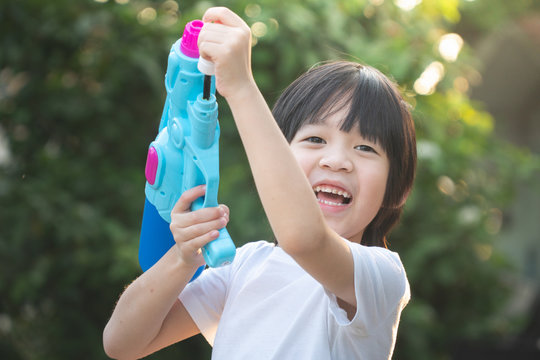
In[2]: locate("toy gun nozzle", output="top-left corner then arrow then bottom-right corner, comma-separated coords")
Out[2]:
198,57 -> 215,101
180,20 -> 204,58
203,75 -> 212,100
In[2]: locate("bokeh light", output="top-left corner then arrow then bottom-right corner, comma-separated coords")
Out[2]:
414,61 -> 445,95
439,33 -> 464,62
395,0 -> 422,11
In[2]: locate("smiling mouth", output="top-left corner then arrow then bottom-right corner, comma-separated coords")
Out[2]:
313,185 -> 352,206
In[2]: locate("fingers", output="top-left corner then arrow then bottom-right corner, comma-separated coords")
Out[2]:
172,203 -> 228,225
173,230 -> 217,268
171,185 -> 206,214
171,207 -> 228,240
176,226 -> 220,256
197,20 -> 250,57
198,6 -> 251,55
170,184 -> 229,231
197,23 -> 232,58
196,7 -> 254,99
202,7 -> 245,27
169,184 -> 229,249
169,191 -> 230,266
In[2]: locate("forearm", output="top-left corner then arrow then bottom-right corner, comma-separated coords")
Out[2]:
198,7 -> 355,303
226,82 -> 329,252
103,246 -> 196,359
197,8 -> 326,250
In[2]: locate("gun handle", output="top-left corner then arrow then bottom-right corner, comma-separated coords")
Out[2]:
190,196 -> 236,267
139,198 -> 204,281
202,227 -> 235,268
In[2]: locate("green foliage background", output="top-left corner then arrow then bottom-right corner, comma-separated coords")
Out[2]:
1,0 -> 539,359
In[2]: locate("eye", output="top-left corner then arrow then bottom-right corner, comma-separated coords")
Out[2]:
355,144 -> 378,154
305,136 -> 326,144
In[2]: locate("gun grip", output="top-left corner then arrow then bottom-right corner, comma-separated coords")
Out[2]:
202,227 -> 235,267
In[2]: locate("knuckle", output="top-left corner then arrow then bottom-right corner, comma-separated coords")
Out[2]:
233,29 -> 248,43
215,217 -> 227,229
213,206 -> 224,216
216,6 -> 228,15
188,210 -> 203,223
198,42 -> 208,54
221,204 -> 230,214
242,26 -> 251,38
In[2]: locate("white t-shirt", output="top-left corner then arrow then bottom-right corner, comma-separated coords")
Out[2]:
179,240 -> 410,360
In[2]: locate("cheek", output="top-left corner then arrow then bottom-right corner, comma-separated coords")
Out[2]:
291,149 -> 316,176
364,163 -> 389,205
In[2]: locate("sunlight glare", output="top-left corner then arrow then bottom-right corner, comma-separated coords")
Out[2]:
414,61 -> 445,95
438,33 -> 464,62
394,0 -> 422,11
437,175 -> 455,196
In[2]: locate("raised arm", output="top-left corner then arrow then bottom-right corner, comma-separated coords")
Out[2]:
198,7 -> 356,307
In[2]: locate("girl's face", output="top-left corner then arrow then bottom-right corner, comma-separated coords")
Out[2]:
289,108 -> 390,244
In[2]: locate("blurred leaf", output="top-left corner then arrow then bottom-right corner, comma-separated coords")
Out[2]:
1,0 -> 539,359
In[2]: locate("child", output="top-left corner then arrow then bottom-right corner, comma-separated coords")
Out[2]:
103,6 -> 416,360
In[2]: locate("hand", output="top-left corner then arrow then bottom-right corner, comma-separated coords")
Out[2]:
169,185 -> 230,269
198,7 -> 255,99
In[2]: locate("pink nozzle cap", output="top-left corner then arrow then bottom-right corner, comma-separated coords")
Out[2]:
180,20 -> 204,58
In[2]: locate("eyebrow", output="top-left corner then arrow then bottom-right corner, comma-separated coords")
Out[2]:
299,122 -> 382,145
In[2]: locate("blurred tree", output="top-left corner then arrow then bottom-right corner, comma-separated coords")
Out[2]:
0,0 -> 211,358
0,0 -> 539,359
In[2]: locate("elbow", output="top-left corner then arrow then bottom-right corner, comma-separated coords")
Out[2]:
103,324 -> 149,360
102,323 -> 131,360
103,325 -> 119,359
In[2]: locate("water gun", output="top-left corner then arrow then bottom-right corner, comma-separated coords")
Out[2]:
138,20 -> 236,279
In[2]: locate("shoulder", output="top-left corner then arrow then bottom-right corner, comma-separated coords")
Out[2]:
346,241 -> 410,310
229,240 -> 277,271
348,241 -> 406,277
235,240 -> 275,261
237,240 -> 275,254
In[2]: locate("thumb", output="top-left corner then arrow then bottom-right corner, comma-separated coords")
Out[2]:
171,185 -> 206,214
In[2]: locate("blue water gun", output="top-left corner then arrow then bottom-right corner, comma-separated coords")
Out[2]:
139,20 -> 236,278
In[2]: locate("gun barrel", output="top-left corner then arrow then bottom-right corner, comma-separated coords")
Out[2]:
190,93 -> 218,149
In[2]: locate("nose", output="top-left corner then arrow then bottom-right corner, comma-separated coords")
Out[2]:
319,151 -> 353,172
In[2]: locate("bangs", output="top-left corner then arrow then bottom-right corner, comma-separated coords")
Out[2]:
300,66 -> 404,158
340,68 -> 405,159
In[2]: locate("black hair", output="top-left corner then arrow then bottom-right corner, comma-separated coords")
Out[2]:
272,61 -> 416,248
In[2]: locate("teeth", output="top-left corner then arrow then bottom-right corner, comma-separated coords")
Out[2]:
314,186 -> 351,199
317,198 -> 347,206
